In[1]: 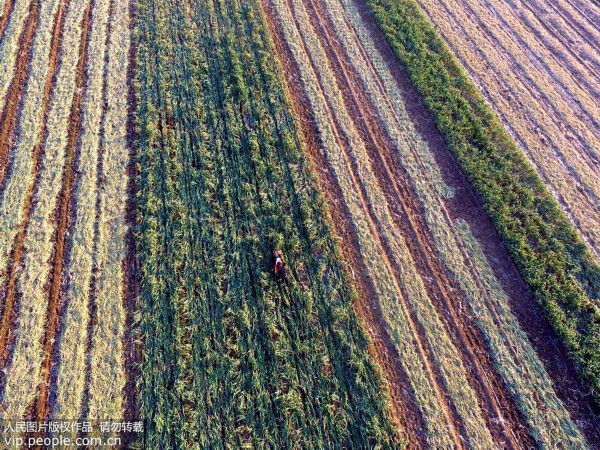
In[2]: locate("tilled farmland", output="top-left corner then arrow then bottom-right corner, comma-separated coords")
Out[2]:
262,0 -> 598,446
0,0 -> 133,430
0,0 -> 598,448
413,0 -> 600,260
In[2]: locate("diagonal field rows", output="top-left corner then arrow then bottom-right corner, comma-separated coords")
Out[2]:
262,0 -> 591,447
0,0 -> 132,425
1,0 -> 90,418
0,0 -> 34,116
414,0 -> 600,258
267,0 -> 490,447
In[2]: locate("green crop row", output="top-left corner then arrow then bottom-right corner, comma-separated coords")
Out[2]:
364,0 -> 600,405
133,0 -> 400,447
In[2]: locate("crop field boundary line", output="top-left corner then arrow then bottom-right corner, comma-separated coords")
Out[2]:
330,0 -> 589,444
363,0 -> 600,408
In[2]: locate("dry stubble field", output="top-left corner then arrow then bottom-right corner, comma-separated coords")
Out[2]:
413,0 -> 600,259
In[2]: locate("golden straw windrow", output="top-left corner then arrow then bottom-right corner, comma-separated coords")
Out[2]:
1,0 -> 90,419
52,0 -> 112,420
0,0 -> 34,111
87,0 -> 131,419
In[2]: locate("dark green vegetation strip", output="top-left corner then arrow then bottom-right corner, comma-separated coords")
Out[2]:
134,0 -> 400,447
364,0 -> 600,405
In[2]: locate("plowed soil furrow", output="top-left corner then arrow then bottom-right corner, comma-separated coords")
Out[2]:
33,0 -> 94,423
434,0 -> 600,164
270,0 -> 496,447
303,1 -> 530,447
415,0 -> 600,257
0,0 -> 39,187
0,0 -> 67,369
0,0 -> 14,40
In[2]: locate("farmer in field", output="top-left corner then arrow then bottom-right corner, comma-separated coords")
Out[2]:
273,250 -> 286,282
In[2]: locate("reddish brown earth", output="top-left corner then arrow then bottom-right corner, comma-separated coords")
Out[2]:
261,0 -> 600,447
0,0 -> 39,193
0,0 -> 63,369
415,0 -> 600,258
0,0 -> 15,40
32,0 -> 94,424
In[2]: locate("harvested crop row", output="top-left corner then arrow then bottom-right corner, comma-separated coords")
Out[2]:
135,0 -> 398,446
0,0 -> 91,419
0,0 -> 33,113
414,0 -> 600,258
51,0 -> 112,421
86,0 -> 130,419
264,0 -> 591,447
365,0 -> 600,409
0,0 -> 62,345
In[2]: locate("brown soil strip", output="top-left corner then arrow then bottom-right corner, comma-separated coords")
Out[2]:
0,0 -> 39,194
32,0 -> 94,424
122,0 -> 140,426
0,0 -> 15,41
0,0 -> 68,369
415,0 -> 600,257
301,1 -> 532,447
351,0 -> 600,445
260,1 -> 424,447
